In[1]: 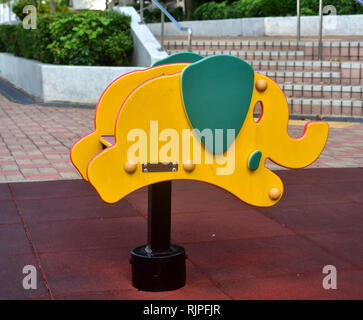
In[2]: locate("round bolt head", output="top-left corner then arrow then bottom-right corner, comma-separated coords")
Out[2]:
124,161 -> 137,174
183,160 -> 195,172
255,79 -> 268,92
269,187 -> 281,201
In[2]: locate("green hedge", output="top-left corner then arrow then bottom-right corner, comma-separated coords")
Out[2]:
128,0 -> 362,22
0,10 -> 133,66
0,25 -> 15,53
193,0 -> 363,20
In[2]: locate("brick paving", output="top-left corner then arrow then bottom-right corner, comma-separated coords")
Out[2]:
0,95 -> 93,182
1,94 -> 363,183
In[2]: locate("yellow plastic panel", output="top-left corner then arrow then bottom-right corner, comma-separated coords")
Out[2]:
85,72 -> 328,207
252,73 -> 329,169
70,63 -> 189,180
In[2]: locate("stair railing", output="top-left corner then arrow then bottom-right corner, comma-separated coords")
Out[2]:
139,0 -> 192,52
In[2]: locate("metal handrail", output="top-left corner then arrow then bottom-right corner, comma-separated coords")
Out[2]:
318,0 -> 323,60
296,0 -> 300,41
139,0 -> 192,52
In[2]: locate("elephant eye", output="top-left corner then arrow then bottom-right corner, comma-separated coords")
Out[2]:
253,101 -> 263,123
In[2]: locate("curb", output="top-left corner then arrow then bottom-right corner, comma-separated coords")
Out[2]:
0,77 -> 96,109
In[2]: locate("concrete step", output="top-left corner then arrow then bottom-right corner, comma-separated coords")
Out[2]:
166,50 -> 361,85
287,98 -> 363,117
281,84 -> 363,100
341,62 -> 363,85
168,49 -> 306,61
164,40 -> 363,60
304,41 -> 363,61
248,60 -> 341,72
165,40 -> 304,51
254,62 -> 363,85
258,70 -> 342,85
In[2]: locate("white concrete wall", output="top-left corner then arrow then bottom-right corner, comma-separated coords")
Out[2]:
147,17 -> 265,38
265,14 -> 363,37
148,14 -> 363,38
0,53 -> 43,98
41,64 -> 143,103
0,53 -> 144,104
116,6 -> 168,67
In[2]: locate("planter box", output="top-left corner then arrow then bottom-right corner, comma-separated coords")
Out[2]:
0,53 -> 144,104
0,7 -> 168,104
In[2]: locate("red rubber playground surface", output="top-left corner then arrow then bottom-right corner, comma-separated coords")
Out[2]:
1,168 -> 363,300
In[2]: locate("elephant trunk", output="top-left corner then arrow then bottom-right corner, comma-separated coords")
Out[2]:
266,121 -> 329,169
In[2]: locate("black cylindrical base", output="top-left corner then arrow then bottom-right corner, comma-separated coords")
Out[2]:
130,244 -> 186,292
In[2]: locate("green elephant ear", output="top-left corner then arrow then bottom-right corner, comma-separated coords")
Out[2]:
181,55 -> 254,154
152,52 -> 204,67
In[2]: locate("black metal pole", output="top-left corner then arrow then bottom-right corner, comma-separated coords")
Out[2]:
148,181 -> 171,252
130,181 -> 186,292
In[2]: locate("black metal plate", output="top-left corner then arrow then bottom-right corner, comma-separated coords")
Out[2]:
142,162 -> 178,173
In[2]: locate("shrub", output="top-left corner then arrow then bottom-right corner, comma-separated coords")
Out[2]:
0,10 -> 133,66
299,0 -> 363,15
0,24 -> 17,53
46,10 -> 132,65
192,0 -> 363,20
192,0 -> 268,20
12,0 -> 69,21
193,1 -> 229,20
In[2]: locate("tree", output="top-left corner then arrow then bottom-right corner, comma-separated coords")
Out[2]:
106,0 -> 115,9
50,0 -> 55,12
185,0 -> 193,19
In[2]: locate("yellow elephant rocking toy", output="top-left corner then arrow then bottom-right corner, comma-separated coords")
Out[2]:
71,53 -> 329,291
